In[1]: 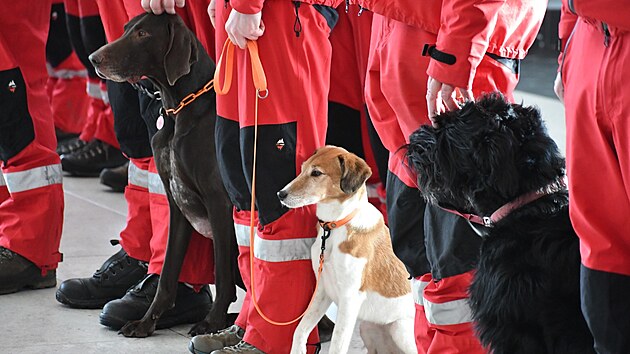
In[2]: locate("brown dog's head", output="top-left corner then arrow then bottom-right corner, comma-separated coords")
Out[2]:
88,13 -> 198,86
278,146 -> 372,208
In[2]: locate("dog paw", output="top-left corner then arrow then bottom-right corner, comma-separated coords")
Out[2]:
188,313 -> 238,336
119,320 -> 155,338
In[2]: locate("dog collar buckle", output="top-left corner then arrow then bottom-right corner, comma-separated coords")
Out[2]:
482,216 -> 493,227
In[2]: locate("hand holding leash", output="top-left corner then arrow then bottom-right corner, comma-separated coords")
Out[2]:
225,9 -> 265,49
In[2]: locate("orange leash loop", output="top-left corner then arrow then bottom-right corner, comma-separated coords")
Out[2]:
214,39 -> 316,326
164,80 -> 214,115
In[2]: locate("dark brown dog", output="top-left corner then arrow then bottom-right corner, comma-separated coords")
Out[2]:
89,13 -> 242,337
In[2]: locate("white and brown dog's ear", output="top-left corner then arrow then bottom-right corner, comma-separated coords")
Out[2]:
338,153 -> 372,194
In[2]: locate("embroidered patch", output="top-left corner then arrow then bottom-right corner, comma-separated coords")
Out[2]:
276,138 -> 285,151
8,80 -> 16,93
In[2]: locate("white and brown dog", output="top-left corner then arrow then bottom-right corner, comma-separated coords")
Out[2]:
278,146 -> 416,354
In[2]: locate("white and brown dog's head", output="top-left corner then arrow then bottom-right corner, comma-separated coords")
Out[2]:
278,146 -> 372,208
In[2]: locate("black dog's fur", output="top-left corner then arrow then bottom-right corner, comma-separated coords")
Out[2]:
406,94 -> 594,354
89,13 -> 242,337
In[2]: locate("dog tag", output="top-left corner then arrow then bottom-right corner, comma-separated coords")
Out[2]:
156,114 -> 164,130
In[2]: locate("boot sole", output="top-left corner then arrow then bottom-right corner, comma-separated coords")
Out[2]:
0,276 -> 57,295
55,289 -> 112,309
99,305 -> 211,330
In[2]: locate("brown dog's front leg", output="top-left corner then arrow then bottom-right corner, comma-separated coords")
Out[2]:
119,195 -> 194,338
189,199 -> 239,335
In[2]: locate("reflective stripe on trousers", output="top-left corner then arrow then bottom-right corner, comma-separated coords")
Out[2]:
128,161 -> 148,189
423,297 -> 474,326
3,164 -> 62,193
235,222 -> 313,262
147,171 -> 166,195
412,277 -> 430,306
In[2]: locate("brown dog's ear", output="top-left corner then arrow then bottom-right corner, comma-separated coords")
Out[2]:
164,16 -> 198,86
338,154 -> 372,194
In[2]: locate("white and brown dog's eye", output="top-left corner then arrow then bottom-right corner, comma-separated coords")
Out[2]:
310,170 -> 323,177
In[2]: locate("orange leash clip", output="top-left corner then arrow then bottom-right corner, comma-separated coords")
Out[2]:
214,39 -> 321,326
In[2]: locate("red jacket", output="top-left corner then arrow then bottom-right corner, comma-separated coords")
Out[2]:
231,0 -> 343,14
565,0 -> 630,32
355,0 -> 546,88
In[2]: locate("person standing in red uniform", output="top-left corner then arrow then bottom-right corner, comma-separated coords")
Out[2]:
186,0 -> 340,353
558,1 -> 630,352
45,1 -> 90,143
0,0 -> 65,294
359,0 -> 546,352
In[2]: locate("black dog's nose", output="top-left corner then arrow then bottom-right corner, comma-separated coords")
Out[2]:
88,52 -> 102,66
277,190 -> 288,201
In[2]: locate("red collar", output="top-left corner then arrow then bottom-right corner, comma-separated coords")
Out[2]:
443,180 -> 566,227
318,208 -> 360,231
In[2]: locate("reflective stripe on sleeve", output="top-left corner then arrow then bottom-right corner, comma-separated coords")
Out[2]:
128,162 -> 148,189
423,297 -> 474,326
147,171 -> 166,195
4,164 -> 62,193
253,234 -> 314,262
0,171 -> 6,187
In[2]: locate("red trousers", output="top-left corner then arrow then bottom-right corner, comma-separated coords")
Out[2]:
214,1 -> 333,352
563,20 -> 630,276
64,0 -> 119,148
0,0 -> 64,272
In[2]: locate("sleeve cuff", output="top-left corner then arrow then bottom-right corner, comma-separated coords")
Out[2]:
230,0 -> 264,14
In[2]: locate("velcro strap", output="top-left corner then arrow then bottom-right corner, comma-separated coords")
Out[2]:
422,44 -> 456,65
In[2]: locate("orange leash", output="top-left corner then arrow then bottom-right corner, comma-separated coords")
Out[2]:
214,39 -> 318,326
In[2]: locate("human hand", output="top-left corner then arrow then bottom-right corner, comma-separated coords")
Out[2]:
553,72 -> 564,104
225,9 -> 264,49
426,76 -> 473,127
141,0 -> 185,14
207,0 -> 216,28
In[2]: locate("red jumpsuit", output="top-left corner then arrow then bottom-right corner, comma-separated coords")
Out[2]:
358,0 -> 546,352
64,0 -> 119,148
560,1 -> 630,352
46,1 -> 89,136
96,0 -> 215,286
214,0 -> 340,352
327,5 -> 389,219
0,0 -> 64,273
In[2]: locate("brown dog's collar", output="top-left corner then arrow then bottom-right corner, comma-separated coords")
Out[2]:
319,208 -> 360,231
443,179 -> 566,227
164,79 -> 214,116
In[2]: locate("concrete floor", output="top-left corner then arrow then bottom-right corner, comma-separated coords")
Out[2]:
0,84 -> 564,353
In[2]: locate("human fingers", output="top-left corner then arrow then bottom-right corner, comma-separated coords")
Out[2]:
553,72 -> 564,104
441,84 -> 459,111
149,0 -> 166,14
141,0 -> 152,12
207,0 -> 216,28
426,77 -> 441,120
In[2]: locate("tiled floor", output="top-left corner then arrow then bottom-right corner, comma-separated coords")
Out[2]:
0,90 -> 564,354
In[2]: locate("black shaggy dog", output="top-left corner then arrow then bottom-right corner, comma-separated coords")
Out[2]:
406,93 -> 594,354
